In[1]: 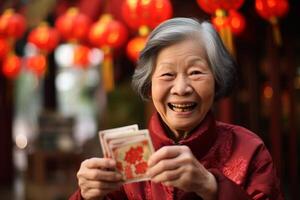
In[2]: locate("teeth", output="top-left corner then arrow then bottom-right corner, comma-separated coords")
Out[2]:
168,103 -> 196,112
170,103 -> 194,108
171,104 -> 194,108
173,107 -> 192,112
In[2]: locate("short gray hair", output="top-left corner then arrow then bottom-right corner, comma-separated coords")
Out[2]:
132,17 -> 236,101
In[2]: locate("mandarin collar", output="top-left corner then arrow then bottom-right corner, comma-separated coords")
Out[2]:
148,111 -> 217,160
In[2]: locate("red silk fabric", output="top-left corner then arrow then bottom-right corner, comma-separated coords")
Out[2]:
69,111 -> 284,200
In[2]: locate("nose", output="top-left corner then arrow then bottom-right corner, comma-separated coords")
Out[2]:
170,75 -> 193,96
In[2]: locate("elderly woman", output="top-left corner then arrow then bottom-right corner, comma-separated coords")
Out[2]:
70,18 -> 283,200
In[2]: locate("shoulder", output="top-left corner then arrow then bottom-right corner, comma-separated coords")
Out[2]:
213,122 -> 275,185
216,121 -> 265,148
214,121 -> 272,165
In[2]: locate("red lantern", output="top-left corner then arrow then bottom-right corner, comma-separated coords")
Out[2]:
228,10 -> 245,35
88,14 -> 127,49
0,37 -> 10,59
88,14 -> 128,92
255,0 -> 289,20
196,0 -> 244,14
0,9 -> 26,39
212,15 -> 229,32
255,0 -> 289,46
2,54 -> 21,79
213,10 -> 245,35
74,44 -> 90,68
26,55 -> 47,77
28,23 -> 60,53
55,7 -> 91,42
126,36 -> 147,62
122,0 -> 173,30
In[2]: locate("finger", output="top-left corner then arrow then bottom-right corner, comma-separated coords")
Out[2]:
162,180 -> 177,188
83,158 -> 116,169
79,178 -> 123,190
148,146 -> 183,167
85,180 -> 123,190
162,165 -> 200,190
78,168 -> 123,182
155,146 -> 197,167
161,174 -> 190,189
81,188 -> 103,200
147,157 -> 179,178
151,167 -> 182,183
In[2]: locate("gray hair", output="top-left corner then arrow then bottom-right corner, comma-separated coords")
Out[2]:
132,17 -> 236,101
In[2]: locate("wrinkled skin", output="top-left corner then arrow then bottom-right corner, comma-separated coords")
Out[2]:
77,158 -> 123,200
77,39 -> 217,200
147,145 -> 217,200
148,39 -> 217,199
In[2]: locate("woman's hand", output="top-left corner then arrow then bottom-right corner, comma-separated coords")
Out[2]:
77,157 -> 123,200
147,145 -> 217,200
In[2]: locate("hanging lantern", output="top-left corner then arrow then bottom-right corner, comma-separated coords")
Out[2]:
228,10 -> 246,35
211,15 -> 229,32
26,54 -> 47,77
196,0 -> 244,14
0,9 -> 26,39
122,0 -> 171,61
28,22 -> 60,53
0,37 -> 10,59
89,14 -> 127,49
126,36 -> 147,62
212,10 -> 245,36
255,0 -> 289,20
88,14 -> 128,92
74,44 -> 90,68
255,0 -> 289,46
197,0 -> 245,55
2,54 -> 21,79
122,0 -> 173,30
55,7 -> 91,42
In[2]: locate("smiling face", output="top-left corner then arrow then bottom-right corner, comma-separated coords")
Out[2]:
151,38 -> 215,137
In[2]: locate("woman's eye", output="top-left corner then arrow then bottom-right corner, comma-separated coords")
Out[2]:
161,73 -> 173,77
159,72 -> 174,80
190,71 -> 202,75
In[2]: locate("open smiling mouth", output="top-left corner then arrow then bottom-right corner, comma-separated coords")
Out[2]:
168,103 -> 197,112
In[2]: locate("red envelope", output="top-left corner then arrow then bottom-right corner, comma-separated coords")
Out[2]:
111,130 -> 154,183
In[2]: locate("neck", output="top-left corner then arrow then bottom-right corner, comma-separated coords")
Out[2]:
149,111 -> 217,159
159,118 -> 190,142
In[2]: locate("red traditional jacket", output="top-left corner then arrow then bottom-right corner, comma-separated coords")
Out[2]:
69,111 -> 284,200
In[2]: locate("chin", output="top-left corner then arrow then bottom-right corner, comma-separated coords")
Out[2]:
171,123 -> 196,133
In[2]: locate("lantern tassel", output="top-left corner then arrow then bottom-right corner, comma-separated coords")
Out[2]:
215,9 -> 235,56
223,25 -> 235,56
40,51 -> 48,77
102,47 -> 114,92
270,17 -> 282,47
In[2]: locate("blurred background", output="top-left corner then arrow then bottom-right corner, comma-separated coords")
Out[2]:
0,0 -> 299,199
